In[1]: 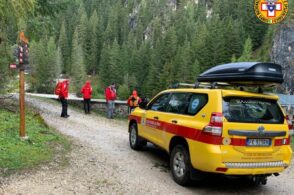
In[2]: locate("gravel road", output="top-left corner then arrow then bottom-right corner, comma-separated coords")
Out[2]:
1,97 -> 294,194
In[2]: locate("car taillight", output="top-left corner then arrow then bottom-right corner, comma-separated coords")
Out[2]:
203,112 -> 223,136
286,115 -> 294,136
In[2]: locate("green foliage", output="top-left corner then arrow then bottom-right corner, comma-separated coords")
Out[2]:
89,75 -> 104,98
0,40 -> 9,93
71,28 -> 86,92
0,108 -> 70,174
2,0 -> 277,99
117,84 -> 130,100
237,37 -> 254,62
87,10 -> 100,75
58,21 -> 70,74
0,0 -> 36,93
29,38 -> 59,93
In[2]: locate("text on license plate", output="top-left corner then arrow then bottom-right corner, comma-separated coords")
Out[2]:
246,138 -> 271,147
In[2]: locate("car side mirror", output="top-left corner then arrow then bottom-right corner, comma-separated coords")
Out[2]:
139,100 -> 149,110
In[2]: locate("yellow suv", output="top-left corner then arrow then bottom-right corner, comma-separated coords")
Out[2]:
128,62 -> 292,186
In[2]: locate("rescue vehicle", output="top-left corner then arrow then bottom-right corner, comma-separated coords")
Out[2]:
128,62 -> 293,186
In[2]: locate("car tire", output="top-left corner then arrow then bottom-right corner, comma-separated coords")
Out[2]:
170,145 -> 191,186
129,123 -> 146,150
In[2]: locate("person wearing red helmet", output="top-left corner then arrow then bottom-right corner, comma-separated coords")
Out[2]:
80,80 -> 93,114
127,90 -> 141,113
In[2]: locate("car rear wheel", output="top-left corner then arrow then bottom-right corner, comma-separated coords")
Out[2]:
129,123 -> 146,150
170,145 -> 191,186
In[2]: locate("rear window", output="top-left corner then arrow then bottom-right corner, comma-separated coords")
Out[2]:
223,97 -> 284,124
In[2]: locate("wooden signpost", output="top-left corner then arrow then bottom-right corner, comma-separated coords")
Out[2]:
18,31 -> 29,139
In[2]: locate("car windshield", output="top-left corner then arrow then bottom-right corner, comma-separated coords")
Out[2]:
223,97 -> 284,124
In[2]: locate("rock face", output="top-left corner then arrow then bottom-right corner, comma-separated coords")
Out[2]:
272,24 -> 294,94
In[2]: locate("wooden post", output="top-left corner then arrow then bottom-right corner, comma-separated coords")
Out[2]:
18,31 -> 29,139
19,67 -> 26,138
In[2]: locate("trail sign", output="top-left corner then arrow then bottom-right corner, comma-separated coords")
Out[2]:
10,64 -> 17,69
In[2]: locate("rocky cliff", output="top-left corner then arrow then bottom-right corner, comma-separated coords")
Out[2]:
272,23 -> 294,94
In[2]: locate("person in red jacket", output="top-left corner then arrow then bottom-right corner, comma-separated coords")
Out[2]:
80,80 -> 93,114
59,80 -> 70,118
105,83 -> 117,119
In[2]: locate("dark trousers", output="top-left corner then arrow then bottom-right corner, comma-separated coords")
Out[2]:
83,98 -> 91,113
60,98 -> 68,117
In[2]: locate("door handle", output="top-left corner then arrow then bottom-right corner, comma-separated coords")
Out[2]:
171,120 -> 178,124
154,116 -> 159,120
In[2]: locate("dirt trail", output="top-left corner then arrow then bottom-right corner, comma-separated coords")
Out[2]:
0,97 -> 294,194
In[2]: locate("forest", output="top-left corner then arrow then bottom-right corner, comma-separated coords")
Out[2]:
0,0 -> 294,99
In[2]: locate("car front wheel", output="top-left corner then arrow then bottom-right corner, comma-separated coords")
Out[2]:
129,123 -> 146,150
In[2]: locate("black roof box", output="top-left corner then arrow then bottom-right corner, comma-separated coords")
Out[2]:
197,62 -> 283,85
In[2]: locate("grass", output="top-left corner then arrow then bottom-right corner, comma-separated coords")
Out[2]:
0,106 -> 70,176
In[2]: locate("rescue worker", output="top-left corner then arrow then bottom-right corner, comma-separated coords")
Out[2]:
59,80 -> 70,118
127,90 -> 141,113
80,80 -> 93,114
105,83 -> 117,119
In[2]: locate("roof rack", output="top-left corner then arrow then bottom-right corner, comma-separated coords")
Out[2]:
171,81 -> 278,93
171,82 -> 233,89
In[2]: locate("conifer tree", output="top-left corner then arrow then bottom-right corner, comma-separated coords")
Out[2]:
35,40 -> 51,93
56,46 -> 63,78
28,40 -> 39,92
163,26 -> 177,63
46,37 -> 59,91
205,16 -> 226,68
99,44 -> 111,86
0,39 -> 9,93
78,13 -> 88,54
87,10 -> 99,74
109,39 -> 122,84
237,37 -> 254,62
144,50 -> 162,97
58,21 -> 69,73
159,62 -> 173,89
191,22 -> 209,72
71,28 -> 86,92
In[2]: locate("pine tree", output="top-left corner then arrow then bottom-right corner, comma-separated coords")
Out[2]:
78,12 -> 88,54
163,26 -> 177,64
0,38 -> 9,93
191,22 -> 209,72
108,39 -> 122,84
71,28 -> 86,92
159,62 -> 173,89
144,50 -> 162,97
223,17 -> 243,62
87,10 -> 99,74
35,40 -> 52,93
104,5 -> 118,44
58,21 -> 69,74
46,37 -> 58,91
237,37 -> 254,62
56,46 -> 63,78
99,44 -> 111,87
205,16 -> 226,68
132,42 -> 151,91
28,40 -> 39,92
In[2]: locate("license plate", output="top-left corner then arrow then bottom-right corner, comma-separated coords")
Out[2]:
246,138 -> 271,147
